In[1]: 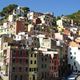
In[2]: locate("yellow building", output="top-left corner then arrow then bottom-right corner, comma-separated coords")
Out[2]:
57,20 -> 64,32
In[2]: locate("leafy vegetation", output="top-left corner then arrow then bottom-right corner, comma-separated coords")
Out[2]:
21,7 -> 30,16
0,4 -> 30,17
0,4 -> 18,17
0,4 -> 30,24
67,10 -> 80,25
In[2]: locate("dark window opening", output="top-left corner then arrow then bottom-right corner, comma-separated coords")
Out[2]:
30,60 -> 33,64
34,60 -> 36,64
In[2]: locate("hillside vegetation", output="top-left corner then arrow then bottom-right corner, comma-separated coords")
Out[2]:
67,10 -> 80,25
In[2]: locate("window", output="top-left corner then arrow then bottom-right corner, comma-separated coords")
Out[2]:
15,75 -> 17,80
45,72 -> 46,78
26,51 -> 28,56
54,61 -> 56,65
55,73 -> 58,77
20,75 -> 22,80
74,62 -> 76,66
34,68 -> 37,71
12,50 -> 16,56
25,67 -> 28,72
30,60 -> 33,64
12,67 -> 15,72
72,66 -> 73,70
78,47 -> 80,49
12,58 -> 16,63
23,44 -> 26,48
70,56 -> 72,59
26,59 -> 28,63
5,44 -> 6,47
42,58 -> 43,61
34,54 -> 36,57
45,64 -> 47,68
52,60 -> 53,63
19,59 -> 22,64
19,67 -> 22,72
31,54 -> 33,57
52,66 -> 53,70
69,48 -> 71,50
74,57 -> 76,59
34,60 -> 36,64
74,52 -> 76,55
19,50 -> 22,56
29,68 -> 31,72
45,58 -> 47,61
13,49 -> 16,53
50,66 -> 51,70
70,52 -> 72,55
54,66 -> 56,70
42,64 -> 43,68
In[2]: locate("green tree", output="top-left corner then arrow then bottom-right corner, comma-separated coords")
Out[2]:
67,10 -> 80,26
0,4 -> 18,17
21,7 -> 30,16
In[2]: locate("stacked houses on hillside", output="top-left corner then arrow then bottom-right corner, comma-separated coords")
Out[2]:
0,6 -> 80,80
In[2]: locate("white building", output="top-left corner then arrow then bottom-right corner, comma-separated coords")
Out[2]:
8,15 -> 14,22
57,19 -> 63,27
13,6 -> 24,16
0,26 -> 8,35
27,24 -> 34,32
37,34 -> 52,49
70,27 -> 78,34
39,14 -> 53,26
27,12 -> 43,20
68,41 -> 80,72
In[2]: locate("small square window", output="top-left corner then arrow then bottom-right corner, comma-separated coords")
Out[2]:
54,66 -> 56,70
74,57 -> 76,59
70,56 -> 72,59
78,47 -> 80,49
70,52 -> 72,55
34,68 -> 37,71
74,52 -> 76,55
19,67 -> 22,72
